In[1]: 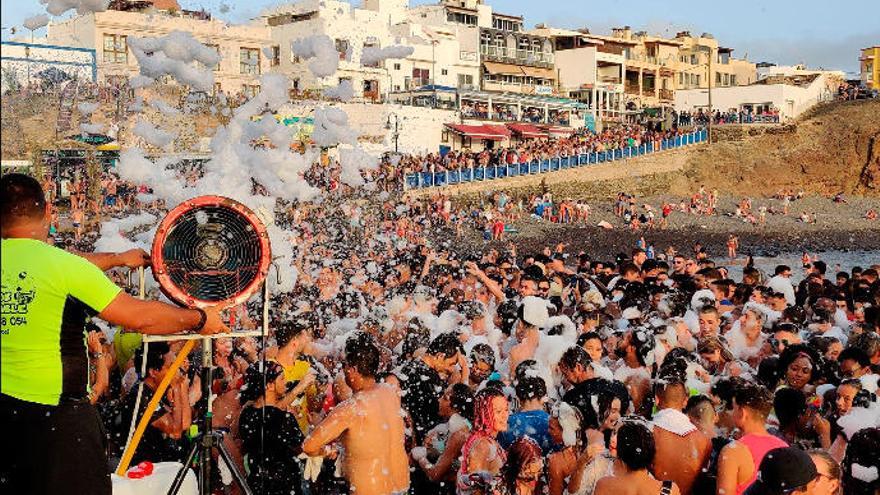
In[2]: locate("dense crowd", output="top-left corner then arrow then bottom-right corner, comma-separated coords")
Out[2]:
394,125 -> 687,176
676,109 -> 781,126
25,161 -> 880,495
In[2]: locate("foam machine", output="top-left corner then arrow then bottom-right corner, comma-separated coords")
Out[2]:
116,196 -> 273,495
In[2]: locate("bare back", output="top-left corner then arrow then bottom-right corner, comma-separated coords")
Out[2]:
595,471 -> 680,495
341,384 -> 410,495
653,428 -> 711,495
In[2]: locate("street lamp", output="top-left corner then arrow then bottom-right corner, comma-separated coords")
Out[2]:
385,113 -> 401,154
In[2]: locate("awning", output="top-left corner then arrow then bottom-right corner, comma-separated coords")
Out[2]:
506,123 -> 548,139
521,66 -> 556,79
445,123 -> 509,141
483,62 -> 524,76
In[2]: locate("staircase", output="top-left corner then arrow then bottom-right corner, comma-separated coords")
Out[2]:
55,79 -> 80,139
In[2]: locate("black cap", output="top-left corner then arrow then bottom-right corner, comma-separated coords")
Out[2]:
744,447 -> 817,495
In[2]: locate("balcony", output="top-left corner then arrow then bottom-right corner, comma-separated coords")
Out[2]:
659,88 -> 674,101
624,82 -> 640,95
480,45 -> 554,68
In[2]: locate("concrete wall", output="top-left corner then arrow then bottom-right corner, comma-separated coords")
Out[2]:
555,46 -> 597,91
1,41 -> 96,91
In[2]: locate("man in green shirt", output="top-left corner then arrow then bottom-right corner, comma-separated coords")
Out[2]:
0,173 -> 228,495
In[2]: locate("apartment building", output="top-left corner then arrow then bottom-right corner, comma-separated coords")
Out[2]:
530,27 -> 625,123
861,46 -> 879,89
674,31 -> 756,92
45,0 -> 272,96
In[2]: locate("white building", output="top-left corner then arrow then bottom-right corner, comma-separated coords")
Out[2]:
45,3 -> 272,95
673,73 -> 838,122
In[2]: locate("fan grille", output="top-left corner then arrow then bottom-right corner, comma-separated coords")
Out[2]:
152,196 -> 271,308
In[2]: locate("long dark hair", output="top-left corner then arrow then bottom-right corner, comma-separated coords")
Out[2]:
503,436 -> 543,493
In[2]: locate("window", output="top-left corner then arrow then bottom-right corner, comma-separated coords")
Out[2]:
458,73 -> 473,88
446,11 -> 477,25
362,42 -> 379,68
103,34 -> 127,63
441,69 -> 448,75
393,63 -> 401,70
270,45 -> 280,67
240,47 -> 260,75
412,68 -> 430,86
716,72 -> 722,84
730,75 -> 737,86
292,78 -> 300,91
205,44 -> 220,71
335,39 -> 350,61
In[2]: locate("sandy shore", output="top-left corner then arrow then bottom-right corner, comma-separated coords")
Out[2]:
453,195 -> 880,260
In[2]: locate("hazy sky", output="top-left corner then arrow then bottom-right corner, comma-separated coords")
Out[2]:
2,0 -> 876,73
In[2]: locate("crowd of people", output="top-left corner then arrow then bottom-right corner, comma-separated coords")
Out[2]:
4,152 -> 880,495
394,125 -> 687,177
675,108 -> 781,127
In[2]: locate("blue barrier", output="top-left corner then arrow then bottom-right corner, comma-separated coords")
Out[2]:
403,131 -> 706,188
406,174 -> 419,189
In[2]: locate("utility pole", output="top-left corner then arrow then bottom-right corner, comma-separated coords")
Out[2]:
707,47 -> 713,144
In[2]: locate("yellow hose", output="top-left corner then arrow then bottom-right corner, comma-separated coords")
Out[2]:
115,339 -> 197,475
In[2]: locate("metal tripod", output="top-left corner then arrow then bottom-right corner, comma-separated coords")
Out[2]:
167,339 -> 252,495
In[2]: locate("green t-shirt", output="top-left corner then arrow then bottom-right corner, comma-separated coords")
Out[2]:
1,238 -> 122,406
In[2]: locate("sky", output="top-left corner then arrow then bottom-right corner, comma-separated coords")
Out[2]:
2,0 -> 876,74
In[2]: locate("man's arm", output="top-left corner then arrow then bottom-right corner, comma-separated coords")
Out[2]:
302,399 -> 354,456
77,248 -> 151,271
99,292 -> 228,335
716,442 -> 742,495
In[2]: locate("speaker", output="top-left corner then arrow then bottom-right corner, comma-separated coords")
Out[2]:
151,196 -> 272,308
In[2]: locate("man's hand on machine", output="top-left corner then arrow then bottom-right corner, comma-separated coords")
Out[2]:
197,306 -> 230,335
117,248 -> 151,268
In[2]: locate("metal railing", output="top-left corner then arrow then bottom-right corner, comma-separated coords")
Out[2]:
403,129 -> 708,189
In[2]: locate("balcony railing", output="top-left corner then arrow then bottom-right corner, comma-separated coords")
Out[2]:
659,88 -> 674,100
480,45 -> 554,68
624,82 -> 640,94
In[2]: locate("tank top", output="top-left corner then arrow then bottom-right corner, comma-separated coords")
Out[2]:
735,433 -> 789,495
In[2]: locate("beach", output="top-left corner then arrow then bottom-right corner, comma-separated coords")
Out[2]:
454,194 -> 880,262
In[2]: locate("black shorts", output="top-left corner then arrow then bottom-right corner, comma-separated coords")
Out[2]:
0,393 -> 111,495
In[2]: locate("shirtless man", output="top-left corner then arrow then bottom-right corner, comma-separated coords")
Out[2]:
302,333 -> 409,495
651,374 -> 711,495
715,383 -> 787,495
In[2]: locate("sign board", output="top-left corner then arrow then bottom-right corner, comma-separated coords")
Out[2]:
534,85 -> 553,95
584,113 -> 596,132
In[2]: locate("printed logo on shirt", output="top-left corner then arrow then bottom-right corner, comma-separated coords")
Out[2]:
1,271 -> 36,328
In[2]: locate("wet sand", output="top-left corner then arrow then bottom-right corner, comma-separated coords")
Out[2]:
453,195 -> 880,261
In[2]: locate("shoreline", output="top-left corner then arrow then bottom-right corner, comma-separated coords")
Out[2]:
451,195 -> 880,260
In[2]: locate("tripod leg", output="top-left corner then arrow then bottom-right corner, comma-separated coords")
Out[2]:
167,441 -> 200,495
215,440 -> 253,495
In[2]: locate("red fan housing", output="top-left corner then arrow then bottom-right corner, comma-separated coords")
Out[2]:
151,195 -> 271,309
